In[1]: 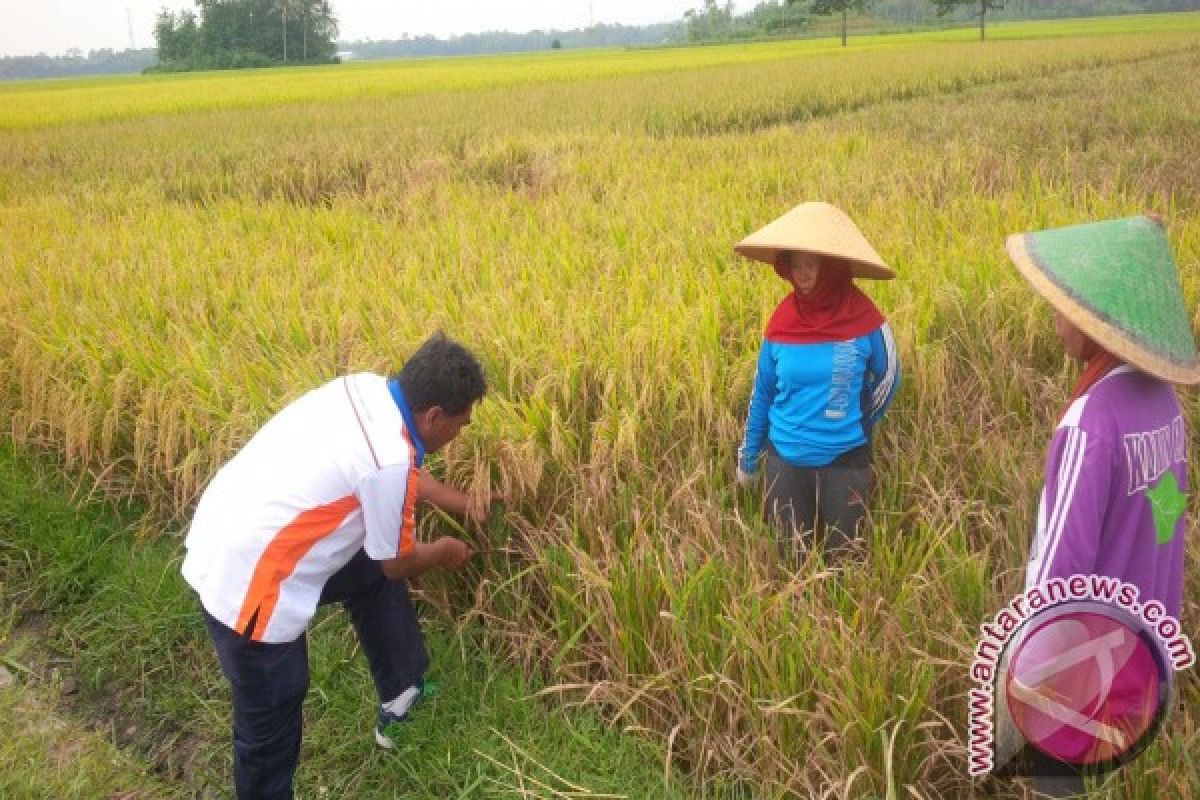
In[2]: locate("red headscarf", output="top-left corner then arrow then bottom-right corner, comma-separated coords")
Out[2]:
764,255 -> 885,344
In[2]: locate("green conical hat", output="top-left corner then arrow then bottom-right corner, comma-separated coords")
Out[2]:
1006,214 -> 1200,385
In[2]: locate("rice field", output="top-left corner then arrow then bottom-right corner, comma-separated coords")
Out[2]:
2,13 -> 1199,798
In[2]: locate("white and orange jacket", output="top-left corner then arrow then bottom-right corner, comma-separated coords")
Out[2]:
182,373 -> 423,643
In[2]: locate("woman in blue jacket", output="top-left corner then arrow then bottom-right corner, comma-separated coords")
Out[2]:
735,202 -> 900,560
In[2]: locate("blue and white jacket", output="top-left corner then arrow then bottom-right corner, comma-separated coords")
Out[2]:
739,322 -> 900,471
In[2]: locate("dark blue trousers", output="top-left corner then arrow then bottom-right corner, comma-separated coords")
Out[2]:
202,549 -> 429,800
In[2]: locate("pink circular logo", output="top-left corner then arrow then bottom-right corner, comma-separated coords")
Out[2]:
1005,608 -> 1166,766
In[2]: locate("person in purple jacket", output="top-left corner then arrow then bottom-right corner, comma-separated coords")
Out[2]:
733,202 -> 900,561
1013,213 -> 1195,621
999,213 -> 1198,797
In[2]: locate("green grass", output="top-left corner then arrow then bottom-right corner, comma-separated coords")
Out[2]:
0,681 -> 180,799
0,440 -> 691,799
0,594 -> 180,800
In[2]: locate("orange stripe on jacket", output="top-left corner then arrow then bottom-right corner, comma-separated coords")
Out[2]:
235,494 -> 360,640
398,430 -> 420,557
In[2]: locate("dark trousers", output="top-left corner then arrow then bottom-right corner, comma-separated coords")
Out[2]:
202,549 -> 429,800
763,444 -> 873,562
993,745 -> 1091,798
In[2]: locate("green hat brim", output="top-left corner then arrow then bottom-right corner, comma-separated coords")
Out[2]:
1006,217 -> 1200,385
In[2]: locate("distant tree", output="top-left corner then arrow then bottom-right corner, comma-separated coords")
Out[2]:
274,0 -> 294,62
551,38 -> 563,49
153,9 -> 201,65
738,0 -> 811,34
684,0 -> 736,40
810,0 -> 874,46
296,1 -> 337,62
302,0 -> 313,60
151,0 -> 337,71
931,0 -> 1004,39
300,0 -> 334,60
154,11 -> 178,62
778,0 -> 810,32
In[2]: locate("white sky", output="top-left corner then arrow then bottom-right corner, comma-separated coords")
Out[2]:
1,1 -> 751,57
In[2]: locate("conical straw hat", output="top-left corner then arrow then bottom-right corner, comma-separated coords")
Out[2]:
1006,214 -> 1200,385
734,202 -> 895,280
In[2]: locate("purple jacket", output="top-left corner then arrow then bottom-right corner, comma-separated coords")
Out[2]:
1025,366 -> 1188,618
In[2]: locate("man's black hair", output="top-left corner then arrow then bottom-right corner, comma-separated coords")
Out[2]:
396,332 -> 486,415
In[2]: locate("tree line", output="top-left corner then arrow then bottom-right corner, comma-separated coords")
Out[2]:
347,23 -> 682,60
682,0 -> 1200,45
151,0 -> 338,72
0,49 -> 156,81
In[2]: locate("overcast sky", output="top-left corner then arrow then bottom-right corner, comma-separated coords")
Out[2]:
1,1 -> 752,57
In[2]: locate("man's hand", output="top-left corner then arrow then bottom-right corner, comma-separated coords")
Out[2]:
437,536 -> 472,571
736,465 -> 755,486
383,537 -> 472,580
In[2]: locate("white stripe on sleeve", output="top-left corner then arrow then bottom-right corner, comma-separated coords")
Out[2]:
1035,428 -> 1088,586
870,323 -> 898,414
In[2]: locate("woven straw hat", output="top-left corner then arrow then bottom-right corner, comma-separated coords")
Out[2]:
1006,214 -> 1200,385
734,202 -> 895,280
